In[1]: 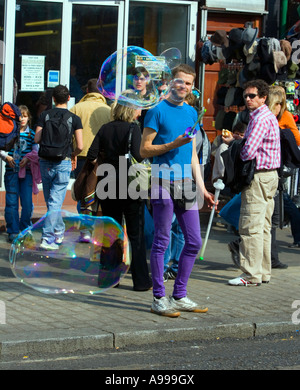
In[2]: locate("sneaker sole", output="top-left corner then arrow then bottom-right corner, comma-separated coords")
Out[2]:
187,307 -> 208,313
150,308 -> 181,318
228,282 -> 261,287
288,244 -> 300,248
40,245 -> 59,251
172,306 -> 208,313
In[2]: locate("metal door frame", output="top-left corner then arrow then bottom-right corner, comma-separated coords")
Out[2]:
2,0 -> 125,103
1,0 -> 125,189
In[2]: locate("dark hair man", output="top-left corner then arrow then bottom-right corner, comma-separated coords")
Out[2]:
228,79 -> 281,286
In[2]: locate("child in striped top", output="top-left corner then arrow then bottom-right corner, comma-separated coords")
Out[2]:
0,105 -> 38,242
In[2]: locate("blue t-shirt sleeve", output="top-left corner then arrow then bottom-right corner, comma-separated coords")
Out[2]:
144,106 -> 159,133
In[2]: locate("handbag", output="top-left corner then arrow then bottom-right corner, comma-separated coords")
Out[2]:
126,124 -> 151,193
219,193 -> 241,230
72,156 -> 102,206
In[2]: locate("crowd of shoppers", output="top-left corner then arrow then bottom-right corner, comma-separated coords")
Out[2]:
1,61 -> 299,318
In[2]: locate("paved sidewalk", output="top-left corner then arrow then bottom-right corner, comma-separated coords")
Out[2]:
0,212 -> 299,357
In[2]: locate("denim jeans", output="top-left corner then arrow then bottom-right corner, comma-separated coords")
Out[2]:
39,159 -> 72,243
283,191 -> 300,244
150,184 -> 202,299
4,170 -> 33,234
163,214 -> 185,273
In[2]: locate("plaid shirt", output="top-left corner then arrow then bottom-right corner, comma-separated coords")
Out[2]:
240,104 -> 281,170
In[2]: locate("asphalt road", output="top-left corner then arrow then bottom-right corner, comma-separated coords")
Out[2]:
0,332 -> 299,371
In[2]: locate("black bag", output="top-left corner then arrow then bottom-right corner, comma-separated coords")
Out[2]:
38,111 -> 73,161
160,178 -> 197,209
278,128 -> 300,178
221,139 -> 256,194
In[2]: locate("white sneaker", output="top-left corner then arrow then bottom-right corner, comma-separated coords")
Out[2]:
55,236 -> 64,244
79,232 -> 91,243
151,296 -> 180,317
228,276 -> 261,286
169,296 -> 208,313
40,240 -> 59,251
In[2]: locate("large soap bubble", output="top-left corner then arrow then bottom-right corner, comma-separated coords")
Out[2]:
98,46 -> 172,108
9,210 -> 131,295
166,78 -> 187,103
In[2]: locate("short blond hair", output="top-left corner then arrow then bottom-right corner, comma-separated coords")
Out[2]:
110,100 -> 137,123
172,64 -> 196,81
268,85 -> 287,120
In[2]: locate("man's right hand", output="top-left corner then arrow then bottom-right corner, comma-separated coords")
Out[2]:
173,133 -> 193,148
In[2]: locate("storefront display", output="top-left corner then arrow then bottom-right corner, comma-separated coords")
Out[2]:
198,24 -> 300,132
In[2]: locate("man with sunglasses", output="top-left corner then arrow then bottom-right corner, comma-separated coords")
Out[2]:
228,79 -> 281,287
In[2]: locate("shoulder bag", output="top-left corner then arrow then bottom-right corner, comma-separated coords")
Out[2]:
126,124 -> 151,194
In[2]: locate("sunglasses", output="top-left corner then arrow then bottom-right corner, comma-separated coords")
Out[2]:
243,93 -> 258,100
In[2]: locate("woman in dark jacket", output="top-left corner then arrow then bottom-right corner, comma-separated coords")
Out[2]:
87,100 -> 152,291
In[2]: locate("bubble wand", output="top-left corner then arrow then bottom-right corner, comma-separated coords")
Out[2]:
199,179 -> 225,261
184,107 -> 206,138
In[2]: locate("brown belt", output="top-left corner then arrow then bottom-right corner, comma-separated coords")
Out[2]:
255,169 -> 277,173
154,178 -> 194,185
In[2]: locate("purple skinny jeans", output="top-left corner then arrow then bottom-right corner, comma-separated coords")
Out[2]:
150,185 -> 202,298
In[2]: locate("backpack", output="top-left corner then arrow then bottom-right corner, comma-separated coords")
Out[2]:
0,102 -> 21,151
38,110 -> 73,161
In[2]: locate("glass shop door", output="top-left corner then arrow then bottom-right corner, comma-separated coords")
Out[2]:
69,1 -> 124,105
13,0 -> 124,124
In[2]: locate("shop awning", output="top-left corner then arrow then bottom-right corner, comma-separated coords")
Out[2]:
203,0 -> 267,14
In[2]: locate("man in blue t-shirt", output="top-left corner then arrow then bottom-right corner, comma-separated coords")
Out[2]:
140,64 -> 215,317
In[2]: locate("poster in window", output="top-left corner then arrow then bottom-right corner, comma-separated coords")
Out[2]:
21,55 -> 45,92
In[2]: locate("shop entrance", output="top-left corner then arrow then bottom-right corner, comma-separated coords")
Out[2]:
69,2 -> 122,105
13,0 -> 124,125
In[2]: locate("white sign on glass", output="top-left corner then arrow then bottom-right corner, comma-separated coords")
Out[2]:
21,55 -> 45,91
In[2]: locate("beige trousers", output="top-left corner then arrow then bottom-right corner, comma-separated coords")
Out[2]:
239,170 -> 279,283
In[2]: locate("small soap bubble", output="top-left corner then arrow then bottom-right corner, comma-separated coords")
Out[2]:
9,210 -> 131,295
97,46 -> 172,108
160,47 -> 182,70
